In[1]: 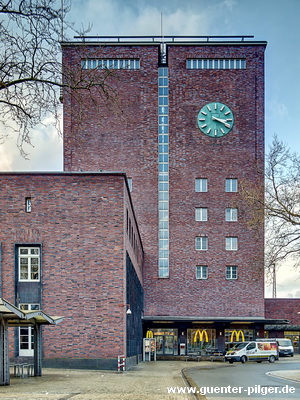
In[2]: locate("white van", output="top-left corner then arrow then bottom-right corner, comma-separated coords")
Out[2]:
225,341 -> 278,364
258,338 -> 294,357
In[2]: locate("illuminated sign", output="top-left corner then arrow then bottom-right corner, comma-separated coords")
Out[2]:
230,330 -> 245,342
193,329 -> 209,342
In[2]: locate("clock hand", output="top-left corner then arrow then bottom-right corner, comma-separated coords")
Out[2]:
212,116 -> 230,128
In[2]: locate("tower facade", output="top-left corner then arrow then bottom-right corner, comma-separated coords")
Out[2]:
62,36 -> 266,355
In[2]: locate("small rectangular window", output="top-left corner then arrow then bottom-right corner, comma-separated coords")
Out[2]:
226,266 -> 237,280
195,236 -> 208,251
25,197 -> 32,213
226,208 -> 238,221
195,178 -> 208,192
226,237 -> 238,251
127,178 -> 133,192
195,207 -> 208,221
196,265 -> 208,279
225,178 -> 238,192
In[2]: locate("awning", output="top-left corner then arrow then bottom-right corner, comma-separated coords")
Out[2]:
1,298 -> 63,326
142,316 -> 289,324
0,298 -> 63,386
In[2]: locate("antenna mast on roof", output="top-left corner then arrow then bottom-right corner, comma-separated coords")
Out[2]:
160,12 -> 167,64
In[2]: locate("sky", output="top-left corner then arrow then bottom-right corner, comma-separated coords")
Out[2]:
1,0 -> 300,297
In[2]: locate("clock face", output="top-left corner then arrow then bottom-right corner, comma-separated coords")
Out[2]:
197,102 -> 234,138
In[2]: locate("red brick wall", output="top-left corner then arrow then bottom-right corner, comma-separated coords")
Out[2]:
62,42 -> 266,319
265,299 -> 300,324
0,172 -> 142,359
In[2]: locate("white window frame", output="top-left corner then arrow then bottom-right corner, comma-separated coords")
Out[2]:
196,265 -> 208,279
226,237 -> 238,251
195,178 -> 208,192
18,247 -> 40,281
25,197 -> 32,213
19,304 -> 40,356
195,236 -> 208,251
226,266 -> 238,280
225,208 -> 238,221
225,178 -> 238,192
195,207 -> 208,221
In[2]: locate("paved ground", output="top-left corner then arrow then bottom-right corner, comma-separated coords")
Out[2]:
2,360 -> 196,400
1,358 -> 299,400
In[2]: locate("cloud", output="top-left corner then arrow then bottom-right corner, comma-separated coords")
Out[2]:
0,115 -> 63,172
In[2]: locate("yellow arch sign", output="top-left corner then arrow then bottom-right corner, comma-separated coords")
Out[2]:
230,330 -> 245,342
146,330 -> 153,338
193,329 -> 209,343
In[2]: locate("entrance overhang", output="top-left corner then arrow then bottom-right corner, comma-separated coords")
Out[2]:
0,298 -> 63,386
142,316 -> 289,325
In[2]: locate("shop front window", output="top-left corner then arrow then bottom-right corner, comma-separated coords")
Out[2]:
151,328 -> 178,356
225,329 -> 254,351
187,329 -> 216,354
285,332 -> 300,354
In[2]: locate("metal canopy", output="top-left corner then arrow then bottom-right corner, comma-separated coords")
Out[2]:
0,298 -> 63,386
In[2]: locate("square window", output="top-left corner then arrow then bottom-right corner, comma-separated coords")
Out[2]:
196,265 -> 208,279
195,236 -> 208,251
226,237 -> 238,251
226,208 -> 238,221
195,207 -> 208,221
226,266 -> 237,280
195,178 -> 208,192
225,179 -> 238,192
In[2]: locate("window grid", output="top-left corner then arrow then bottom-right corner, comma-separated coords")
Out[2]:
186,59 -> 246,69
226,237 -> 238,251
195,236 -> 208,251
226,266 -> 238,280
18,247 -> 40,281
19,304 -> 40,356
226,208 -> 238,221
195,178 -> 208,192
196,265 -> 208,279
81,58 -> 140,70
195,207 -> 208,221
158,67 -> 169,278
226,178 -> 238,192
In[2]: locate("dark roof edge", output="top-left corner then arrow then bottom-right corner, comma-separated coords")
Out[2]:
0,170 -> 126,176
142,316 -> 288,324
61,40 -> 267,47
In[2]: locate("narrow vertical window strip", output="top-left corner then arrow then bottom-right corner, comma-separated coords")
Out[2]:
158,67 -> 169,278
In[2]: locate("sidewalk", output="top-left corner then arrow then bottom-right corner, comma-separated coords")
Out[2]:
1,358 -> 299,400
1,360 -> 201,400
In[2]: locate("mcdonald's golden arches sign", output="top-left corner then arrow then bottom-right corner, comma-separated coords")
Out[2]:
193,329 -> 208,342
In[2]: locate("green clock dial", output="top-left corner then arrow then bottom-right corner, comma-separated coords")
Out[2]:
197,102 -> 234,137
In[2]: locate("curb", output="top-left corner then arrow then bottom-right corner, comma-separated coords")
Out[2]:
181,368 -> 206,400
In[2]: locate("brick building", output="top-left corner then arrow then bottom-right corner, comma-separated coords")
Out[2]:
61,35 -> 275,357
0,36 -> 293,369
0,172 -> 143,369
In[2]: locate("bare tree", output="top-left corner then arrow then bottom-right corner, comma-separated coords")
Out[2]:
243,136 -> 300,276
265,136 -> 300,272
0,0 -> 113,157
